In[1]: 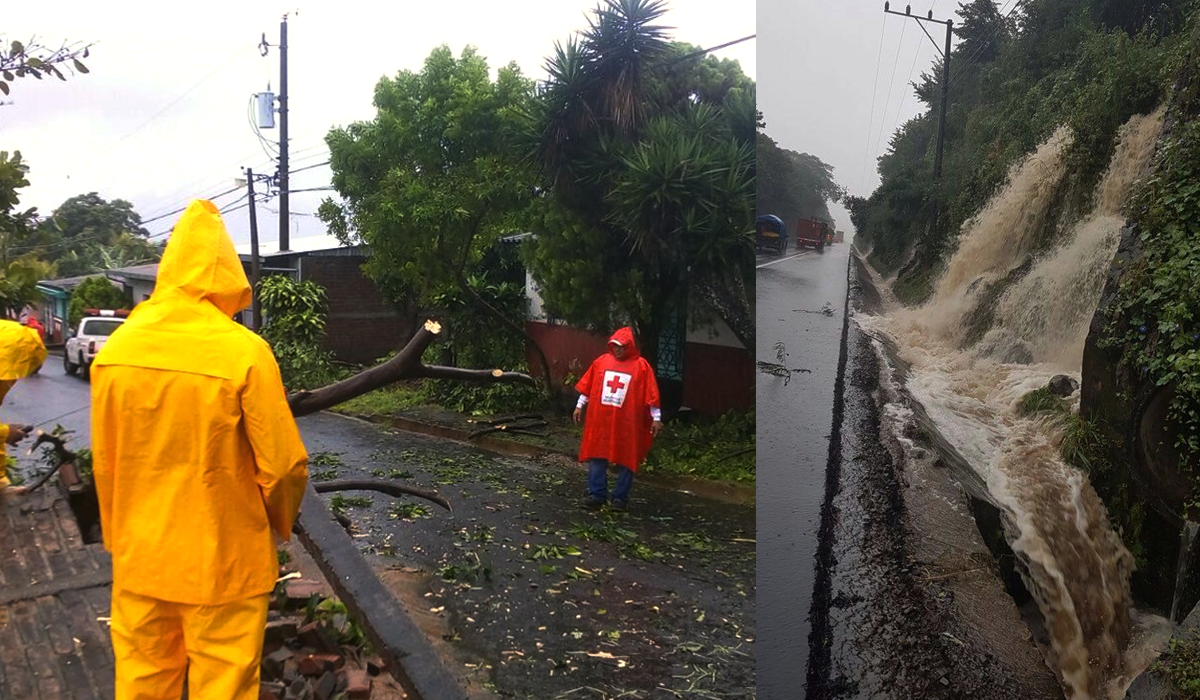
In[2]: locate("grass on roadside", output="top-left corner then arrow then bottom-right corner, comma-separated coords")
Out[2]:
331,383 -> 428,416
641,410 -> 755,484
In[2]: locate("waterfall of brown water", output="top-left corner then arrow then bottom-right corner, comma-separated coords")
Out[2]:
866,108 -> 1167,699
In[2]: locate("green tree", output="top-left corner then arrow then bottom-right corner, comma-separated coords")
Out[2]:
67,276 -> 131,327
319,45 -> 551,395
256,275 -> 338,390
0,259 -> 53,318
527,0 -> 756,364
32,193 -> 161,277
756,129 -> 842,225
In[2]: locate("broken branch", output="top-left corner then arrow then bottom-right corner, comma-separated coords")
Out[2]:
312,479 -> 451,512
287,320 -> 534,418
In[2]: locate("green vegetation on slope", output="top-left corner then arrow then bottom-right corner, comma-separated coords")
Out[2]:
1102,13 -> 1200,486
856,0 -> 1194,290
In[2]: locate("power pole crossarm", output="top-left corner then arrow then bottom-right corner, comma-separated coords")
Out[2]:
882,3 -> 953,181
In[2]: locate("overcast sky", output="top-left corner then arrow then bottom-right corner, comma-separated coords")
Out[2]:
759,0 -> 952,233
2,0 -> 755,251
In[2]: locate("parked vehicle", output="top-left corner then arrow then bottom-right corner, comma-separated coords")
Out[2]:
794,218 -> 830,252
64,309 -> 128,380
756,215 -> 789,255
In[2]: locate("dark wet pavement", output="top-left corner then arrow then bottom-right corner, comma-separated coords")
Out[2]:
297,411 -> 756,699
0,352 -> 756,698
756,244 -> 851,699
3,354 -> 94,475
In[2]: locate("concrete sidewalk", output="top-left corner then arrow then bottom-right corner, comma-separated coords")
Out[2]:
0,488 -> 115,700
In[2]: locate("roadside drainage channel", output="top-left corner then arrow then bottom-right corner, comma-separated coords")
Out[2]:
339,411 -> 756,506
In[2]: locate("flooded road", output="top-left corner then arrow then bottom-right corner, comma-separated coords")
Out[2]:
756,243 -> 850,699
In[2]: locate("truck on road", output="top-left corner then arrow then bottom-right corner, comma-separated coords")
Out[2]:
64,309 -> 128,380
756,215 -> 789,256
794,218 -> 830,252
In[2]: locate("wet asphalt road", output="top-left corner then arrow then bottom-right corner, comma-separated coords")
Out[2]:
757,244 -> 851,699
0,352 -> 757,697
3,353 -> 94,475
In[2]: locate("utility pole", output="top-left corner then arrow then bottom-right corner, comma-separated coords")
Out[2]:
259,14 -> 291,252
278,15 -> 289,252
244,168 -> 263,330
883,2 -> 953,180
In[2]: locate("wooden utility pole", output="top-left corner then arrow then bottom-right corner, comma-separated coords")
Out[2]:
883,2 -> 953,180
277,15 -> 290,252
245,168 -> 262,330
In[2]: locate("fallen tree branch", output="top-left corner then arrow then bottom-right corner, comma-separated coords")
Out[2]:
414,365 -> 535,384
312,479 -> 451,512
479,414 -> 543,425
16,430 -> 78,495
287,320 -> 534,417
467,420 -> 549,439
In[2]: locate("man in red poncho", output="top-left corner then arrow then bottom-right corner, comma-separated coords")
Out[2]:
573,327 -> 662,510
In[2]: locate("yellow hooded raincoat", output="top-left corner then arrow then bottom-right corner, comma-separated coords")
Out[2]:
0,320 -> 47,483
91,200 -> 308,699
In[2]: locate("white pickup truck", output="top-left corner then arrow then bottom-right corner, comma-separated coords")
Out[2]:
64,309 -> 127,379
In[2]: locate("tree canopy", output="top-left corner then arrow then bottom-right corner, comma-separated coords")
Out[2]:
755,127 -> 843,226
525,0 -> 757,361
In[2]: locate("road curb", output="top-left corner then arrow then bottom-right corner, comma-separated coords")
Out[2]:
327,411 -> 755,506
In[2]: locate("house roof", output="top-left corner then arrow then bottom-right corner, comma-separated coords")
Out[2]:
234,233 -> 359,257
37,274 -> 103,292
105,264 -> 159,283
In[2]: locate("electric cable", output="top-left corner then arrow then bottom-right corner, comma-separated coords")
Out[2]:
873,19 -> 909,175
860,15 -> 889,193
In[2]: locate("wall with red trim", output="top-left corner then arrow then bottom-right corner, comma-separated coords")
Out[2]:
525,321 -> 752,415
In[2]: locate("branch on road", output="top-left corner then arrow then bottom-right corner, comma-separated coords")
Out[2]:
287,319 -> 535,418
311,478 -> 451,512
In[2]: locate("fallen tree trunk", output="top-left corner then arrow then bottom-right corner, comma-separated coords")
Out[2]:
288,320 -> 534,417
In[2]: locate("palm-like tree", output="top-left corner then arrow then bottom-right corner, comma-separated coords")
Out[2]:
534,0 -> 670,191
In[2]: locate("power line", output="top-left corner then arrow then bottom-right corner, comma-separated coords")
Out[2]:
74,46 -> 252,173
888,18 -> 937,145
137,161 -> 331,238
140,185 -> 244,227
873,19 -> 909,164
860,17 -> 889,193
664,34 -> 755,66
948,0 -> 1023,94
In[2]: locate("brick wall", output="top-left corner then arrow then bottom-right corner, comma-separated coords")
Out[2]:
300,257 -> 410,364
525,321 -> 753,416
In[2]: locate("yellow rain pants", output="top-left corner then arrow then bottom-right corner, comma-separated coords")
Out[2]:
92,200 -> 308,699
111,588 -> 269,700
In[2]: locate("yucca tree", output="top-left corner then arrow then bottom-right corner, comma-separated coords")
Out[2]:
606,103 -> 755,351
527,0 -> 755,373
534,0 -> 670,196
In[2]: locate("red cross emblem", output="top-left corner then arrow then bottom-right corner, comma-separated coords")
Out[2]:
601,370 -> 632,407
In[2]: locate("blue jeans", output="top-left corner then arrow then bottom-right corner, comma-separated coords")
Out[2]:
588,458 -> 634,503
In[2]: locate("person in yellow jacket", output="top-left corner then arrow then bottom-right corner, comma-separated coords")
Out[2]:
91,200 -> 309,700
0,319 -> 48,488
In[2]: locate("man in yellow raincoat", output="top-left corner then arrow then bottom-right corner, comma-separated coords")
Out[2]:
0,319 -> 47,488
91,200 -> 309,700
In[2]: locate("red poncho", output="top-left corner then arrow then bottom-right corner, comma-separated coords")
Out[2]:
575,327 -> 661,471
